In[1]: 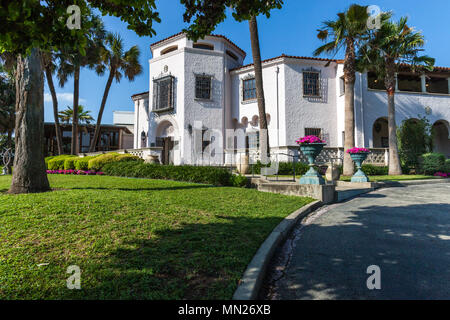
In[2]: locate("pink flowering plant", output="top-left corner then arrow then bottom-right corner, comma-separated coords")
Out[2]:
434,172 -> 449,178
46,169 -> 104,175
346,147 -> 370,154
296,135 -> 326,145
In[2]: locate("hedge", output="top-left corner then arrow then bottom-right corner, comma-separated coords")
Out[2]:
47,155 -> 77,170
102,161 -> 247,187
74,155 -> 99,171
252,161 -> 310,175
420,153 -> 446,175
88,153 -> 141,171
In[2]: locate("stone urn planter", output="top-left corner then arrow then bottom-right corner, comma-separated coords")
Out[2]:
296,136 -> 326,185
237,154 -> 249,175
347,148 -> 370,183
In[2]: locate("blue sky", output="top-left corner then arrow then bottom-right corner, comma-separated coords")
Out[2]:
44,0 -> 450,124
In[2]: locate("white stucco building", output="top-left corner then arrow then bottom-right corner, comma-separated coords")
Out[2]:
131,32 -> 450,165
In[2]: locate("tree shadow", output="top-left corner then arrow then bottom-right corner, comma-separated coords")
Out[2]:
263,202 -> 450,300
25,215 -> 286,300
70,185 -> 216,192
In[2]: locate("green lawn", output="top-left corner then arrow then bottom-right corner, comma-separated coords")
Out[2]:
0,175 -> 313,300
339,175 -> 442,182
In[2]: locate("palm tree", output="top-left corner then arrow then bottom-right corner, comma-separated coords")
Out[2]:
314,4 -> 371,176
89,33 -> 142,152
248,16 -> 270,163
58,105 -> 95,125
358,17 -> 434,175
42,51 -> 64,155
57,16 -> 106,155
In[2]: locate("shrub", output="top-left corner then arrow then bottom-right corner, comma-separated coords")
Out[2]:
74,155 -> 99,171
230,174 -> 249,187
361,164 -> 388,176
102,162 -> 237,186
45,156 -> 57,168
63,157 -> 77,170
253,161 -> 309,176
47,155 -> 76,170
421,153 -> 446,175
88,153 -> 142,171
441,159 -> 450,174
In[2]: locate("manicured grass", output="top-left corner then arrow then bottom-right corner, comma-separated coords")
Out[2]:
0,175 -> 313,299
339,175 -> 442,182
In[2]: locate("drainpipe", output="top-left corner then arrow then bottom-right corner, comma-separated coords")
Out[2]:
276,66 -> 280,147
360,73 -> 365,147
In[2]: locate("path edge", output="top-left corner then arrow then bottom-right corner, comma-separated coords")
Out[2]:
232,200 -> 322,300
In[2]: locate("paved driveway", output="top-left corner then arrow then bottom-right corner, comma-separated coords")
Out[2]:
265,183 -> 450,300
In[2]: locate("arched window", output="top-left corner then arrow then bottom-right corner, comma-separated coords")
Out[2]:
193,42 -> 214,50
161,45 -> 178,55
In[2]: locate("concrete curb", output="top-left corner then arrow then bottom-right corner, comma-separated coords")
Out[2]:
232,200 -> 322,300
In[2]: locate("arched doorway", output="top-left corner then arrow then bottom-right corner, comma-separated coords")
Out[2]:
372,117 -> 389,148
156,121 -> 176,165
432,120 -> 450,157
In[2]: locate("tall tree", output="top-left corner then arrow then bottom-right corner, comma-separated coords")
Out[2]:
89,33 -> 142,152
358,17 -> 434,175
42,52 -> 64,155
181,0 -> 283,163
57,15 -> 106,155
0,63 -> 15,148
58,105 -> 95,125
0,0 -> 160,194
314,4 -> 371,176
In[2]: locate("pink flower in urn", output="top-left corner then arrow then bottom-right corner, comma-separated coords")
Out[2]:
346,147 -> 370,154
295,135 -> 326,145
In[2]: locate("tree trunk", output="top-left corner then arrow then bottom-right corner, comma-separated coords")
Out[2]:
71,65 -> 80,155
6,128 -> 12,148
9,48 -> 50,194
89,69 -> 115,152
44,66 -> 63,155
385,62 -> 402,175
343,39 -> 356,176
249,16 -> 270,164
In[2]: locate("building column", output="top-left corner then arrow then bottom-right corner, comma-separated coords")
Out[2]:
448,77 -> 450,94
395,73 -> 399,91
421,74 -> 427,93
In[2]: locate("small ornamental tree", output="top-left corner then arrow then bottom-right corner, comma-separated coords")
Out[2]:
0,0 -> 160,193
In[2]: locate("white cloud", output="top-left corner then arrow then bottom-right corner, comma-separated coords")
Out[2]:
44,92 -> 86,104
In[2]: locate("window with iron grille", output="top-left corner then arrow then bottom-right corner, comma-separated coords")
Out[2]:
303,72 -> 320,97
243,78 -> 256,101
246,132 -> 260,149
153,76 -> 175,111
195,75 -> 212,100
304,128 -> 322,139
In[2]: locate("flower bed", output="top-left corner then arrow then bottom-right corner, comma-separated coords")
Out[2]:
346,147 -> 370,154
434,172 -> 449,178
296,135 -> 325,144
47,169 -> 104,175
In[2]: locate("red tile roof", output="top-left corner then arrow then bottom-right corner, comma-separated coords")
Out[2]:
150,32 -> 246,57
230,54 -> 344,72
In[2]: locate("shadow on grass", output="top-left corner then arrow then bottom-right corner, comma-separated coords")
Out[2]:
71,185 -> 217,192
263,202 -> 450,300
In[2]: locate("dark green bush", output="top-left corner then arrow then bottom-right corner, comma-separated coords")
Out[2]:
102,162 -> 238,186
443,159 -> 450,173
252,161 -> 309,176
361,164 -> 388,176
230,174 -> 249,187
421,153 -> 446,175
